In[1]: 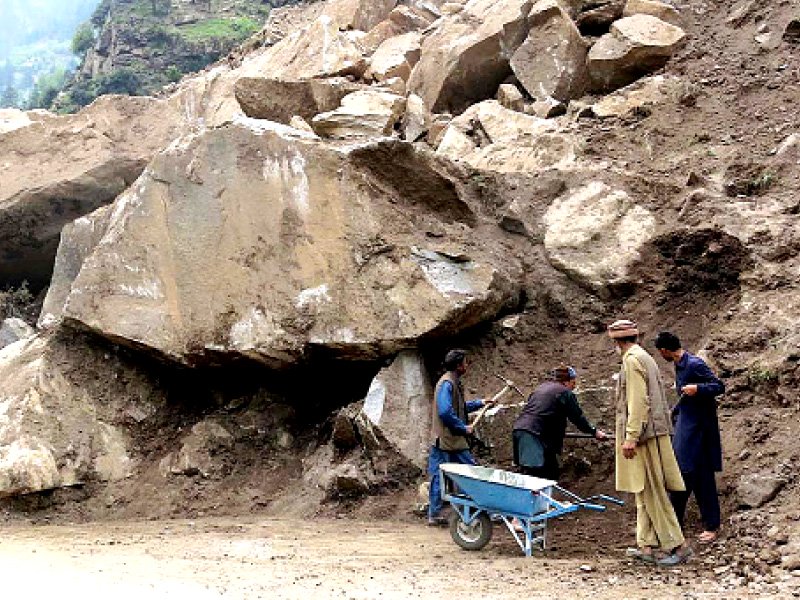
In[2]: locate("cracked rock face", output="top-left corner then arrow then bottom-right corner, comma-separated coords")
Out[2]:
59,118 -> 520,366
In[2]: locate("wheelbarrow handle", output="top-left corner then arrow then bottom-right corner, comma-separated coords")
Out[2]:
554,486 -> 625,508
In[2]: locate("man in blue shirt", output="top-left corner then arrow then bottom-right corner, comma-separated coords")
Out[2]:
427,349 -> 493,526
655,331 -> 725,544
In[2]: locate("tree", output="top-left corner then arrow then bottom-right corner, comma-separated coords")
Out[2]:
1,85 -> 19,108
71,21 -> 95,56
151,0 -> 172,16
98,68 -> 142,96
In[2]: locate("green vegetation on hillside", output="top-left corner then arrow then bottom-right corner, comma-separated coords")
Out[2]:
177,17 -> 260,43
55,0 -> 288,113
71,21 -> 97,55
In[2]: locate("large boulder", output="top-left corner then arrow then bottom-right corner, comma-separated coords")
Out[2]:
311,90 -> 407,139
408,0 -> 537,114
587,14 -> 686,92
0,97 -> 182,289
0,335 -> 142,497
0,66 -> 241,290
510,0 -> 588,102
360,350 -> 433,469
623,0 -> 682,27
38,206 -> 113,330
402,93 -> 433,142
361,5 -> 433,53
322,0 -> 398,31
166,64 -> 245,129
60,118 -> 521,366
436,100 -> 578,173
234,16 -> 368,123
575,1 -> 624,36
543,181 -> 657,296
588,74 -> 681,118
366,32 -> 422,82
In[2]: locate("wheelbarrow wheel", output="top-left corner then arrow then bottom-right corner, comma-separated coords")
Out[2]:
449,511 -> 493,551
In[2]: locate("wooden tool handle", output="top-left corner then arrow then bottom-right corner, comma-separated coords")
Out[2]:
470,385 -> 510,429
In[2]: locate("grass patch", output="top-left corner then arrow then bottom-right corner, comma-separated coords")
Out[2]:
747,365 -> 779,387
177,17 -> 260,43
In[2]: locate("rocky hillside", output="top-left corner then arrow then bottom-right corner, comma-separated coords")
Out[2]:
0,0 -> 799,595
57,0 -> 301,111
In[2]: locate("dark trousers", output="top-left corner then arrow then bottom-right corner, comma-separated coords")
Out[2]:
519,453 -> 559,481
427,446 -> 476,519
669,468 -> 721,532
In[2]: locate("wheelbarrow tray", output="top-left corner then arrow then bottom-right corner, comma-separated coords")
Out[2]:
439,464 -> 623,556
439,464 -> 562,518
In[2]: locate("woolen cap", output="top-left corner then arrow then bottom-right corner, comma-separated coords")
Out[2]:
607,319 -> 639,339
552,365 -> 578,381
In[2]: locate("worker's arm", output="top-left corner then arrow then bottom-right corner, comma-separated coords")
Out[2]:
436,381 -> 469,435
624,354 -> 649,443
465,399 -> 485,413
561,391 -> 596,436
682,357 -> 725,397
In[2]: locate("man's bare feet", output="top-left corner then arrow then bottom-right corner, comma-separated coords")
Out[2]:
697,530 -> 718,544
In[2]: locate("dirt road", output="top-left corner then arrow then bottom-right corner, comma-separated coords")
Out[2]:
0,516 -> 749,600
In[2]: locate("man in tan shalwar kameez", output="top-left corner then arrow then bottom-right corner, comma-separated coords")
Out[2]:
608,319 -> 693,566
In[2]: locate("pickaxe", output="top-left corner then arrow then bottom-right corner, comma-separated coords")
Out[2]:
469,374 -> 526,429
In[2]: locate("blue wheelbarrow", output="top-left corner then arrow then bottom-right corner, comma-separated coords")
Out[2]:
440,464 -> 623,557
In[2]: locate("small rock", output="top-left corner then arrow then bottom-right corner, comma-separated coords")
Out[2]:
441,3 -> 464,16
737,471 -> 787,508
784,19 -> 800,43
0,317 -> 35,349
289,115 -> 316,134
497,83 -> 525,112
526,96 -> 566,118
783,554 -> 800,571
426,113 -> 452,148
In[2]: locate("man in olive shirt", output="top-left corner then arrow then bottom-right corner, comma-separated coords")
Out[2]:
513,366 -> 607,480
609,319 -> 692,566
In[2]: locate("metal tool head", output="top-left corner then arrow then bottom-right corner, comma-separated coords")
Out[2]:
493,373 -> 526,398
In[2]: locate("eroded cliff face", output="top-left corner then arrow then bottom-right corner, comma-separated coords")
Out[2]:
59,0 -> 300,111
1,0 -> 799,589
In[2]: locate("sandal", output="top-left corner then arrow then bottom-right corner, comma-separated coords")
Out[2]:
626,547 -> 656,564
656,546 -> 694,567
